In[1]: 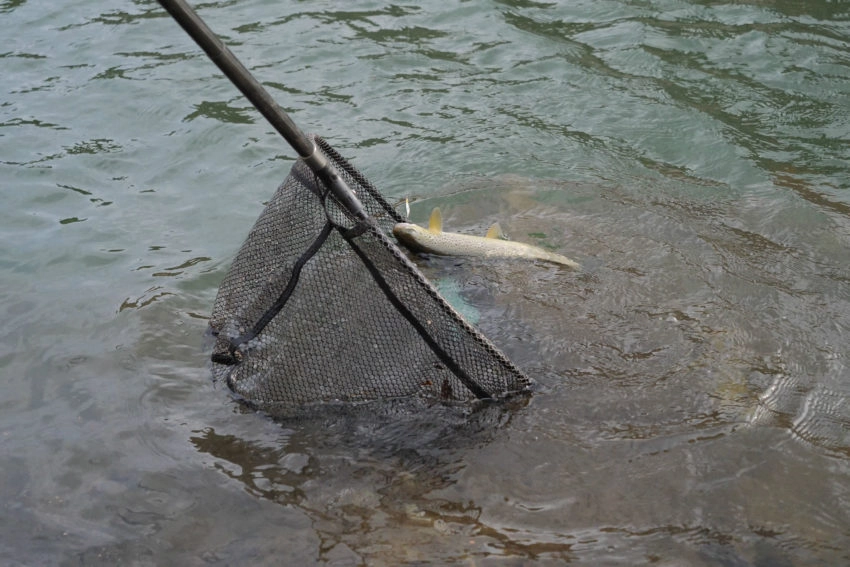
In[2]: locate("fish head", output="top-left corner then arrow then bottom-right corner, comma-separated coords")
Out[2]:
392,222 -> 431,252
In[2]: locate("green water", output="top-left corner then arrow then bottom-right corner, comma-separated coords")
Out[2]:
2,0 -> 849,564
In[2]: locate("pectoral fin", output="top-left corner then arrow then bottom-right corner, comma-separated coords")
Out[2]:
486,222 -> 506,240
429,207 -> 443,233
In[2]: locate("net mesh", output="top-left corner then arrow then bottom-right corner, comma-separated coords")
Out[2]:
209,136 -> 531,413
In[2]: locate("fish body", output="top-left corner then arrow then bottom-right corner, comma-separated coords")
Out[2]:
392,207 -> 579,269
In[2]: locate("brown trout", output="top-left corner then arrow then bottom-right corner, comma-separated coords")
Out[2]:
393,207 -> 580,269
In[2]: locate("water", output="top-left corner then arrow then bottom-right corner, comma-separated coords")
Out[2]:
2,0 -> 849,564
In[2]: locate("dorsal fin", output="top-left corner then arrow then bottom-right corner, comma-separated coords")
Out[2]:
486,222 -> 506,239
429,207 -> 443,233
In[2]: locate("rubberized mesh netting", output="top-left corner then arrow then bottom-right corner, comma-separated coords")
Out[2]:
209,136 -> 531,413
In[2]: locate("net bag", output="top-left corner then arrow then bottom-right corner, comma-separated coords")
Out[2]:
208,136 -> 532,413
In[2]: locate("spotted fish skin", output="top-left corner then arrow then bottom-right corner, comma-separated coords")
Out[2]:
392,207 -> 580,269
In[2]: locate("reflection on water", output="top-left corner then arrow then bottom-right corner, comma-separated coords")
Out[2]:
752,361 -> 850,458
2,0 -> 849,564
190,401 -> 531,564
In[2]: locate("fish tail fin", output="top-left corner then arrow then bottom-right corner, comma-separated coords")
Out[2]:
552,253 -> 581,269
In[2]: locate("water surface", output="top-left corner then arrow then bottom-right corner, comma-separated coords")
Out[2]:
2,0 -> 849,565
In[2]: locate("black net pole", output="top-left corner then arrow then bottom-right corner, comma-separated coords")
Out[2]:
157,0 -> 312,157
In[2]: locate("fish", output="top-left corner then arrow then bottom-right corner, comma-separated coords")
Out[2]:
392,207 -> 580,268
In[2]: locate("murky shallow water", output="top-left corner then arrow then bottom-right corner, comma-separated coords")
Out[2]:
2,0 -> 849,565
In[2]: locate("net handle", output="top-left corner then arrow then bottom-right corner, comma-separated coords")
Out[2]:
157,0 -> 368,220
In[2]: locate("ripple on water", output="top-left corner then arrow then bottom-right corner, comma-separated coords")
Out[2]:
752,368 -> 850,458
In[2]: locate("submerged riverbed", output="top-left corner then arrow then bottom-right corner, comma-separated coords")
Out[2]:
2,0 -> 849,565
